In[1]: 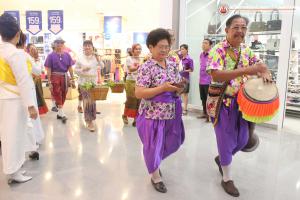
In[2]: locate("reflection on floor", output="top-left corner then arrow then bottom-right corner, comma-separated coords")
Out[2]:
0,92 -> 300,200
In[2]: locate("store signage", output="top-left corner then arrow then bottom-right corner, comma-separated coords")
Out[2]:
218,4 -> 229,15
4,11 -> 20,26
133,32 -> 148,45
104,16 -> 122,34
26,11 -> 42,35
104,33 -> 111,40
48,10 -> 64,34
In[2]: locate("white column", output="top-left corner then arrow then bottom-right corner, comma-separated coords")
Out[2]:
275,0 -> 295,129
178,0 -> 187,45
159,0 -> 173,28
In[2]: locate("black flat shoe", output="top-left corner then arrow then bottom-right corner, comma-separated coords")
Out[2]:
29,151 -> 39,160
151,179 -> 167,193
57,115 -> 63,119
61,116 -> 67,124
215,156 -> 223,176
221,180 -> 240,197
96,111 -> 101,114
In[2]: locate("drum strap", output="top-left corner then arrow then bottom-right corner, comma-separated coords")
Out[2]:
212,48 -> 241,126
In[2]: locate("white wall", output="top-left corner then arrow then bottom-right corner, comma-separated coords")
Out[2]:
0,0 -> 163,32
1,0 -> 173,57
184,0 -> 218,109
159,0 -> 173,29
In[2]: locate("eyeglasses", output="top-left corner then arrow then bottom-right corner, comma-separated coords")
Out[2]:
230,26 -> 247,31
157,45 -> 170,51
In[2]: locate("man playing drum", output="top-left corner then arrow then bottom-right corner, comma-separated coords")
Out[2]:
207,14 -> 271,197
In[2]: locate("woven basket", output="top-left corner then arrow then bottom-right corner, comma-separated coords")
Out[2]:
110,83 -> 125,93
89,86 -> 109,101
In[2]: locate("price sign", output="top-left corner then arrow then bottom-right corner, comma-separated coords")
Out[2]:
26,11 -> 42,35
48,10 -> 64,34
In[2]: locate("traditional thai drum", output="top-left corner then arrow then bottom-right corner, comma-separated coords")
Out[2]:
237,77 -> 279,124
238,77 -> 279,152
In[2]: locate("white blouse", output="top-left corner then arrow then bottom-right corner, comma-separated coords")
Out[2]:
75,54 -> 102,85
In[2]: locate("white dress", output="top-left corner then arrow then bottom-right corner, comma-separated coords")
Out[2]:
0,42 -> 37,174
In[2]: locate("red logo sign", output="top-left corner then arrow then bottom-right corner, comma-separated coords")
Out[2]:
218,4 -> 229,15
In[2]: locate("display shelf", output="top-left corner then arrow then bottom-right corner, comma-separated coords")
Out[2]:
205,31 -> 281,37
287,93 -> 300,98
252,50 -> 280,53
204,34 -> 225,37
287,103 -> 300,108
248,30 -> 281,36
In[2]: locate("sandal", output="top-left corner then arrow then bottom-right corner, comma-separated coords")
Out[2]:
87,122 -> 95,132
122,115 -> 128,124
182,110 -> 187,115
77,106 -> 83,113
151,179 -> 167,193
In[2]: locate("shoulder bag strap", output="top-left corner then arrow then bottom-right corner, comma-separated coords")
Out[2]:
213,47 -> 241,126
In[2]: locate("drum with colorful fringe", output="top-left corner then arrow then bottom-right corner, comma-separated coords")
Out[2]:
237,78 -> 279,123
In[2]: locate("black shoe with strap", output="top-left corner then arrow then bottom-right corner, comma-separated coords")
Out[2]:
29,151 -> 39,160
61,116 -> 67,124
151,179 -> 167,193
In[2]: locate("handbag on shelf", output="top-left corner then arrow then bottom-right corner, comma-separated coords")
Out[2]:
250,40 -> 264,50
207,12 -> 221,34
267,9 -> 282,31
266,36 -> 280,51
249,11 -> 267,32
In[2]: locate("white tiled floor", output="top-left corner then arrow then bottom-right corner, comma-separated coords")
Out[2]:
0,92 -> 300,200
284,116 -> 300,136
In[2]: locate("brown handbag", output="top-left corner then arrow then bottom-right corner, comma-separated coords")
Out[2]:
206,48 -> 241,126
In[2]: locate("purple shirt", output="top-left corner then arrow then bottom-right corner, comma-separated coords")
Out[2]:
136,58 -> 182,120
199,51 -> 211,85
179,55 -> 194,80
44,52 -> 74,73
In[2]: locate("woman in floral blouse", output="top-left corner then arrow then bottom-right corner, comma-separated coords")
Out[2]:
135,28 -> 185,193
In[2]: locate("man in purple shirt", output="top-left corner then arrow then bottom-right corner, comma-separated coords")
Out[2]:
45,37 -> 75,123
179,44 -> 194,115
197,39 -> 212,121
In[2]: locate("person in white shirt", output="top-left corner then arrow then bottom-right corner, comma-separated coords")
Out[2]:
0,13 -> 38,184
75,40 -> 102,131
27,43 -> 48,115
